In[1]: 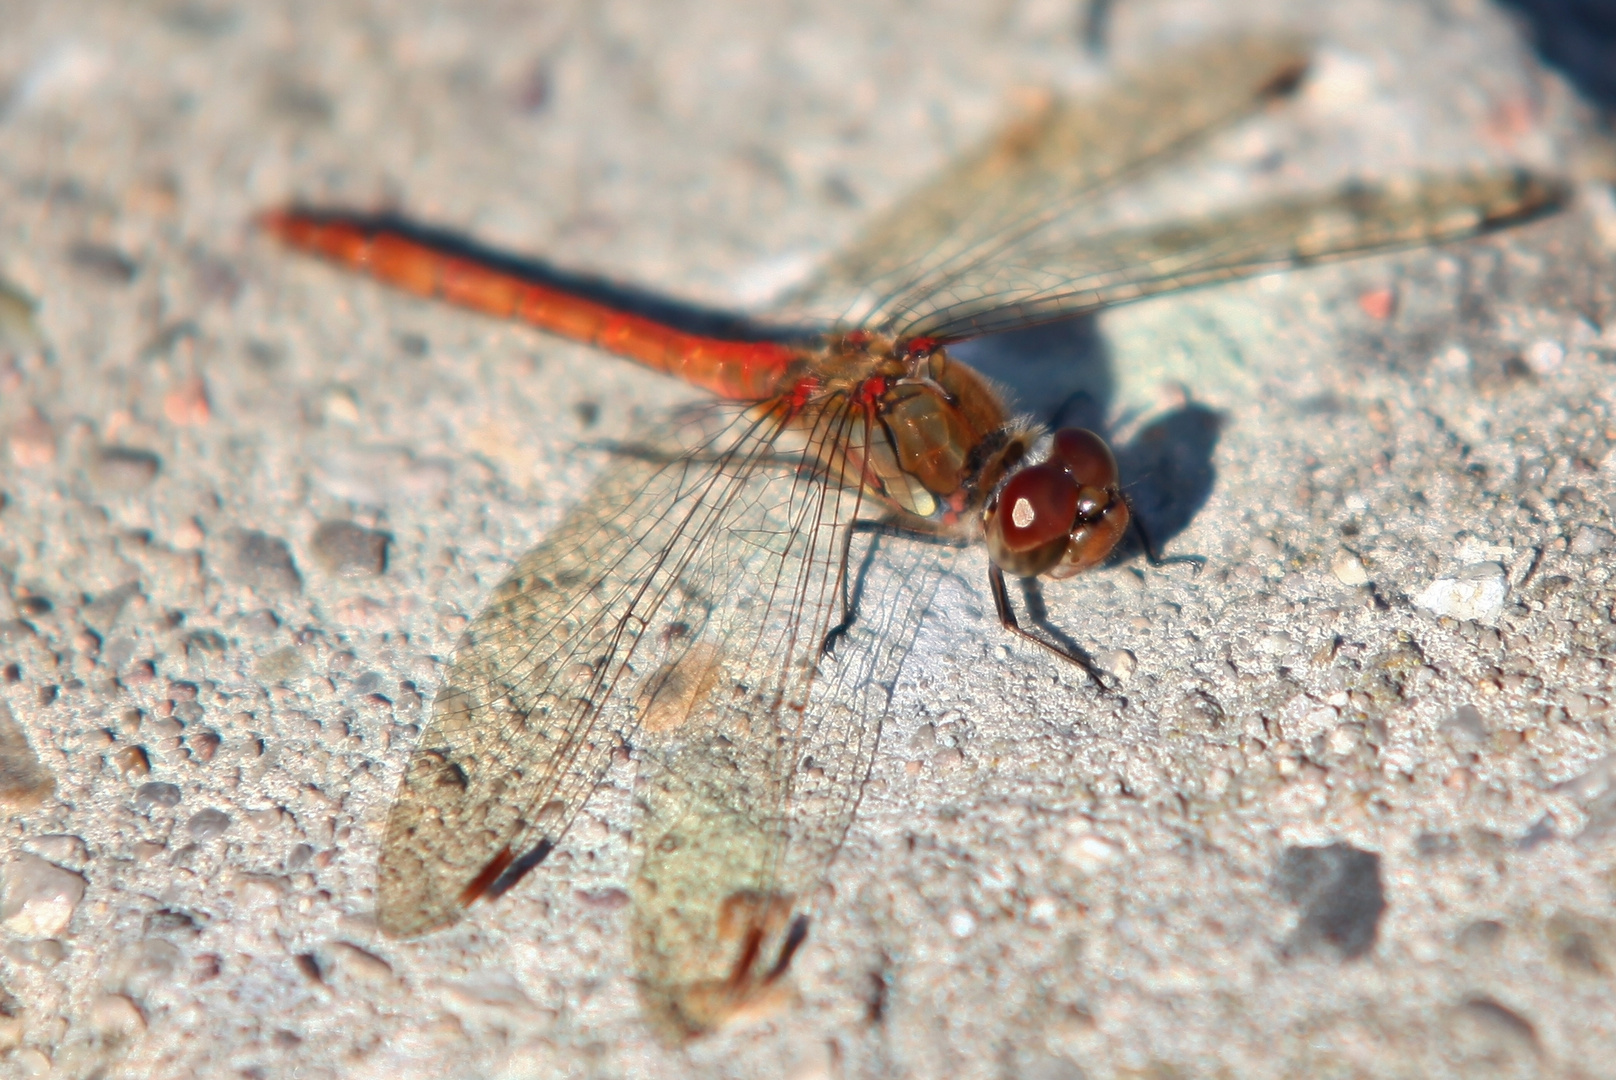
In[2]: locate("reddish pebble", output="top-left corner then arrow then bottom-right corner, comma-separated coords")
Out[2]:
1357,287 -> 1396,320
163,377 -> 211,426
7,409 -> 56,467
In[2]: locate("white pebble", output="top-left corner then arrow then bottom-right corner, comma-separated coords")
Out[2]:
12,1047 -> 50,1077
1099,649 -> 1137,683
1,854 -> 86,938
1331,550 -> 1369,586
89,994 -> 146,1038
1258,630 -> 1294,654
1413,562 -> 1508,624
947,909 -> 977,938
1060,834 -> 1121,873
1525,340 -> 1564,374
1571,526 -> 1614,555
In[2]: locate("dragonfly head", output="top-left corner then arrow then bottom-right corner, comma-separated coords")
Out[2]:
983,427 -> 1129,579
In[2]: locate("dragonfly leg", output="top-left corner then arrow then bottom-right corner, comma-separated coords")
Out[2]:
989,564 -> 1111,688
1127,496 -> 1205,572
822,518 -> 887,655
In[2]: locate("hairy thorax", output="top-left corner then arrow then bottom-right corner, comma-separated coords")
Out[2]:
769,332 -> 1039,533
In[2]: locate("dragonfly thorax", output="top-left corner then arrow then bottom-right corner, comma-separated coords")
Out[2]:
805,336 -> 1037,527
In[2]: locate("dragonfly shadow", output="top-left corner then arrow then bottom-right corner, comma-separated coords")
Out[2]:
950,316 -> 1219,552
950,316 -> 1114,432
1113,403 -> 1222,557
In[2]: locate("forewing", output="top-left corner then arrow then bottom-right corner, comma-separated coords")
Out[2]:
892,169 -> 1565,341
377,400 -> 818,938
778,34 -> 1309,330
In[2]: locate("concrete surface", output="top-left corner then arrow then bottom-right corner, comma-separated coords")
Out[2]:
2,0 -> 1615,1077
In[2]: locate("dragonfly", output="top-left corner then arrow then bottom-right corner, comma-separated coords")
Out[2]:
261,35 -> 1562,1041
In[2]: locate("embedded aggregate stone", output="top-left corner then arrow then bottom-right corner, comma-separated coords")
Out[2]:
310,520 -> 390,577
1275,843 -> 1386,959
187,808 -> 231,841
89,446 -> 161,491
1412,562 -> 1509,623
1,854 -> 86,938
134,782 -> 182,810
224,529 -> 302,594
0,702 -> 54,808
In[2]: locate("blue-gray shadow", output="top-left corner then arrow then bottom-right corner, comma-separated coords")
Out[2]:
951,315 -> 1220,559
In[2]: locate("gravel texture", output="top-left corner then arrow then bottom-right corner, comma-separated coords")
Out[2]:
2,0 -> 1615,1077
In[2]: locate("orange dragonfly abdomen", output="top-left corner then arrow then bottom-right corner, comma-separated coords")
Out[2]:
258,209 -> 803,401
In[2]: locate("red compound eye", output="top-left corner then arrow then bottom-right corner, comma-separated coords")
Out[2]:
995,464 -> 1079,552
984,463 -> 1079,577
1049,428 -> 1118,490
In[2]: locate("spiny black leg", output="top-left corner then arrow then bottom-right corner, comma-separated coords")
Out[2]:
990,564 -> 1111,688
1128,496 -> 1205,571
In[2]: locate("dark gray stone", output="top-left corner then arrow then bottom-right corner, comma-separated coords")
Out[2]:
134,782 -> 183,810
1275,842 -> 1385,959
309,520 -> 388,577
225,530 -> 301,594
187,808 -> 231,841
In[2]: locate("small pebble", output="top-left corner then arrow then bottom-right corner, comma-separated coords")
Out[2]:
91,446 -> 161,490
576,887 -> 630,910
11,1048 -> 49,1077
1257,630 -> 1293,654
1,854 -> 86,937
7,410 -> 56,467
69,242 -> 137,283
172,518 -> 205,549
1275,843 -> 1384,959
188,808 -> 231,841
1524,339 -> 1564,375
113,746 -> 151,776
947,909 -> 977,938
310,520 -> 389,577
235,609 -> 281,637
162,376 -> 211,426
1098,648 -> 1137,683
89,994 -> 146,1038
188,730 -> 222,762
1570,526 -> 1614,556
323,387 -> 361,424
1444,704 -> 1489,742
1357,286 -> 1396,320
1325,725 -> 1360,755
1331,550 -> 1369,586
1434,344 -> 1472,373
327,941 -> 394,986
26,835 -> 87,864
225,529 -> 302,594
0,702 -> 55,808
135,781 -> 182,810
0,278 -> 42,351
1061,834 -> 1120,873
1413,562 -> 1508,624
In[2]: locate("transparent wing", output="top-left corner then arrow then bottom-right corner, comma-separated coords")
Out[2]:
377,396 -> 873,937
893,169 -> 1566,341
630,517 -> 966,1038
778,34 -> 1310,330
